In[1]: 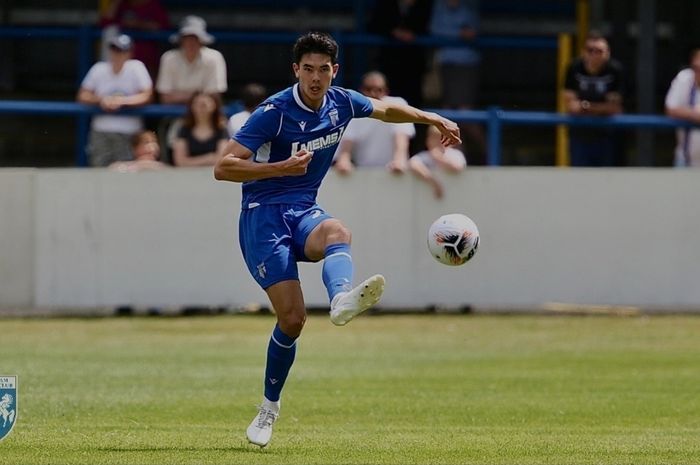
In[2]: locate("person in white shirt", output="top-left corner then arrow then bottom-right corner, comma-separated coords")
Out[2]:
665,48 -> 700,167
227,83 -> 267,137
156,15 -> 227,104
77,34 -> 153,166
333,71 -> 415,175
409,125 -> 466,199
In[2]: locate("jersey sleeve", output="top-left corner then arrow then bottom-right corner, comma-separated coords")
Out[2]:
346,88 -> 374,118
233,104 -> 281,154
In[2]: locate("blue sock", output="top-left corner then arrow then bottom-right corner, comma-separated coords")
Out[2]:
264,324 -> 297,402
322,243 -> 353,302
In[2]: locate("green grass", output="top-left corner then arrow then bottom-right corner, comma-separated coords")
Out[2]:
0,314 -> 699,464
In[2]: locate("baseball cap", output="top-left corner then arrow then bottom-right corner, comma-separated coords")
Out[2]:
109,34 -> 133,52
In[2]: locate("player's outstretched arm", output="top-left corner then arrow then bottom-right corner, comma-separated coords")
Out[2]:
368,98 -> 462,146
214,139 -> 313,183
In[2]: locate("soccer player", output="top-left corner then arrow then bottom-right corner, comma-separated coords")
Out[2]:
214,32 -> 461,447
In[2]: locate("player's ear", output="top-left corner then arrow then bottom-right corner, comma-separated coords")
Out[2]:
292,63 -> 300,79
332,63 -> 339,79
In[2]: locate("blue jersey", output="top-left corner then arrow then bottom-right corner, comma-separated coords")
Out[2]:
233,83 -> 374,208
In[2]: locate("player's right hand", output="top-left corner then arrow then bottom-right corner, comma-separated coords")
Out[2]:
282,149 -> 313,176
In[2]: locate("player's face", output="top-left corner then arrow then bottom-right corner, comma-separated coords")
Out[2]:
293,53 -> 339,109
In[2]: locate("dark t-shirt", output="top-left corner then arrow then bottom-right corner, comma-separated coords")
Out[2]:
565,58 -> 625,103
177,126 -> 228,158
565,58 -> 625,141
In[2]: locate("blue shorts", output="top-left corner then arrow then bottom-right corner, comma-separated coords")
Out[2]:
239,203 -> 333,289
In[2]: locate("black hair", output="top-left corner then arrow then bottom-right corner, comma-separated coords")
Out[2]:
293,32 -> 338,64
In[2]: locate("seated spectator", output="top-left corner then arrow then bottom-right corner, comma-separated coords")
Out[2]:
228,83 -> 267,137
333,71 -> 415,175
100,0 -> 170,78
562,31 -> 624,167
156,15 -> 227,104
409,125 -> 466,199
77,34 -> 153,167
665,47 -> 700,167
110,130 -> 169,172
172,92 -> 228,167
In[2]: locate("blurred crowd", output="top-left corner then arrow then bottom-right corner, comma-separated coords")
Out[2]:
77,0 -> 700,187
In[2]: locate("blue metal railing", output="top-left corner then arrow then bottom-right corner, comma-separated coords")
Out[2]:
0,25 -> 560,162
0,25 -> 559,84
0,100 -> 691,166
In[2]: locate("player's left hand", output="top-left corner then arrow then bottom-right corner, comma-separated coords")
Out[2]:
435,118 -> 461,147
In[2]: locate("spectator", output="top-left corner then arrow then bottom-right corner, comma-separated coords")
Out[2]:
665,47 -> 700,167
228,83 -> 267,137
172,92 -> 228,167
369,0 -> 434,107
562,31 -> 624,167
429,0 -> 486,162
100,0 -> 170,78
156,15 -> 227,104
110,130 -> 169,172
77,34 -> 153,167
409,125 -> 466,199
333,71 -> 415,175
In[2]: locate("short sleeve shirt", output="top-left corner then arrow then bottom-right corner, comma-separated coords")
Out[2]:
234,84 -> 374,208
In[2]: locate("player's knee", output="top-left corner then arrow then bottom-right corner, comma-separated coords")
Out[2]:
323,219 -> 352,245
278,311 -> 306,337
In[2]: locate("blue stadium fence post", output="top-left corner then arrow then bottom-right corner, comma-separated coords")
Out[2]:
76,112 -> 90,167
76,25 -> 94,167
487,106 -> 502,166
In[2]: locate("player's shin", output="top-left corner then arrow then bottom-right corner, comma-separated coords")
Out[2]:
264,324 -> 297,403
321,243 -> 354,302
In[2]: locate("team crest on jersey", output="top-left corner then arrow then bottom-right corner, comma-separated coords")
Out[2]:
329,109 -> 339,126
0,376 -> 17,442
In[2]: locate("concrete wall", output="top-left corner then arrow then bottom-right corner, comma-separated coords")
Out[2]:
3,167 -> 700,310
0,170 -> 34,307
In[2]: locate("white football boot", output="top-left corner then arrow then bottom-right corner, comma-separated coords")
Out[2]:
329,274 -> 386,326
246,399 -> 279,447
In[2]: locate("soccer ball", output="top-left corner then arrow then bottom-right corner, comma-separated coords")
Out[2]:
427,214 -> 480,266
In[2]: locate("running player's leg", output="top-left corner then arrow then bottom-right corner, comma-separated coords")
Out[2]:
240,206 -> 304,447
246,280 -> 305,447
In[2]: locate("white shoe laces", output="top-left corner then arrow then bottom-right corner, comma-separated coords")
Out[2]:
255,406 -> 278,429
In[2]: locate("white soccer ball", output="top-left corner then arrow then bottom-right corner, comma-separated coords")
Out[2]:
427,214 -> 480,266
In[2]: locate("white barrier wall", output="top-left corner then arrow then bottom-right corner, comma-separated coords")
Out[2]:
0,170 -> 34,307
3,167 -> 700,310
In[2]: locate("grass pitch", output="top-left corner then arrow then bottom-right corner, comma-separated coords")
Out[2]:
0,314 -> 699,465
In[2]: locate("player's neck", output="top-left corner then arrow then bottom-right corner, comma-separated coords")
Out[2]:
300,93 -> 323,111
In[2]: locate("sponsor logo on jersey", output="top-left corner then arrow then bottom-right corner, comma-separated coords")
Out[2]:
290,127 -> 345,155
